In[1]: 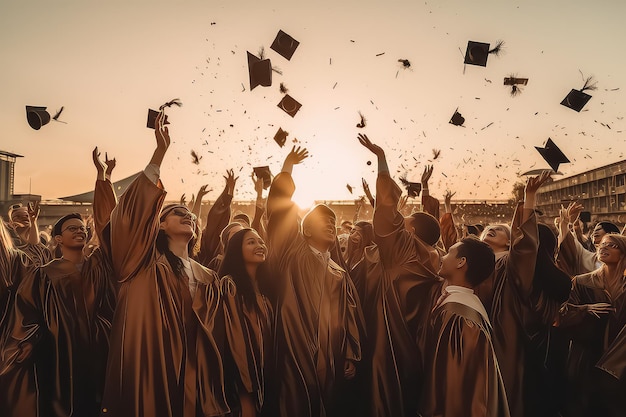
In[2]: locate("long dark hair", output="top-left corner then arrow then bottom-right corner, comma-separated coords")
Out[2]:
218,228 -> 266,307
156,229 -> 186,278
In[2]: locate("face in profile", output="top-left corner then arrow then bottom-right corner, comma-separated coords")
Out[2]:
160,207 -> 197,239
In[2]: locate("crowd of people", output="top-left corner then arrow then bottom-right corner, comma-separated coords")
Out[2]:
1,110 -> 625,417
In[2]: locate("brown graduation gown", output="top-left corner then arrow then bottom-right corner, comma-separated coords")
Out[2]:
100,172 -> 229,417
221,276 -> 273,413
474,205 -> 538,417
197,185 -> 233,268
1,179 -> 117,417
365,172 -> 442,417
266,172 -> 362,417
421,299 -> 510,417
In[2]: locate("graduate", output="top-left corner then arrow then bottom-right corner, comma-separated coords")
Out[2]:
475,171 -> 551,417
421,236 -> 510,417
218,228 -> 273,417
266,146 -> 362,417
1,148 -> 117,417
357,133 -> 443,417
6,202 -> 52,267
99,111 -> 229,417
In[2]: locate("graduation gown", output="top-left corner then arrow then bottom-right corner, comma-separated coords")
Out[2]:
1,178 -> 117,417
100,172 -> 229,417
421,286 -> 510,417
474,205 -> 538,417
266,172 -> 362,417
197,184 -> 233,268
364,172 -> 442,417
559,272 -> 626,416
221,276 -> 273,414
0,240 -> 35,417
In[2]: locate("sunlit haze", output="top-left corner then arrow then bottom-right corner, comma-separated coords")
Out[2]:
2,0 -> 625,205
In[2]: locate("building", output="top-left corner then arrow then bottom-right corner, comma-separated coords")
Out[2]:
536,159 -> 626,225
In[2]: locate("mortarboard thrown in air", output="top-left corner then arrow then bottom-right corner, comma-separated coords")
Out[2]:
26,106 -> 50,130
399,176 -> 422,198
247,51 -> 272,90
274,127 -> 288,147
270,30 -> 300,61
504,76 -> 529,97
277,94 -> 302,117
534,138 -> 570,172
464,40 -> 504,67
449,108 -> 465,126
561,76 -> 597,112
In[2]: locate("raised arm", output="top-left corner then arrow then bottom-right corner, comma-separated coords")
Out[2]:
109,111 -> 169,281
357,134 -> 435,269
439,190 -> 458,251
556,202 -> 596,275
250,172 -> 267,241
267,146 -> 309,258
25,202 -> 40,245
421,165 -> 440,219
191,184 -> 210,220
92,147 -> 118,246
507,171 -> 551,298
197,171 -> 236,266
362,178 -> 375,208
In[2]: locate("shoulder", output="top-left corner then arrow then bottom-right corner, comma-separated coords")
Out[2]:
572,272 -> 601,289
190,258 -> 219,284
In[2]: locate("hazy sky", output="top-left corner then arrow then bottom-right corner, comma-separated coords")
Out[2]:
2,0 -> 625,208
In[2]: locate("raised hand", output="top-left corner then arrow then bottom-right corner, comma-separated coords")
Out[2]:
155,111 -> 170,151
444,190 -> 456,213
362,178 -> 375,207
224,169 -> 239,195
421,165 -> 434,185
281,146 -> 309,174
251,172 -> 264,196
357,134 -> 384,156
180,194 -> 187,206
565,201 -> 584,224
27,201 -> 40,221
92,147 -> 107,180
524,170 -> 552,208
104,152 -> 116,178
196,184 -> 210,201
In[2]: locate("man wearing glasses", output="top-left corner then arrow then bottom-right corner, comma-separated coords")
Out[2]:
2,149 -> 118,417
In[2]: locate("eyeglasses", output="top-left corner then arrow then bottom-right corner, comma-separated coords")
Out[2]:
170,208 -> 197,221
62,225 -> 88,234
598,241 -> 620,250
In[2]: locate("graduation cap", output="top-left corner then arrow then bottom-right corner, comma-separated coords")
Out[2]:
534,138 -> 570,172
25,106 -> 51,130
504,76 -> 528,96
449,109 -> 465,126
346,184 -> 353,194
270,30 -> 300,61
561,76 -> 597,112
277,94 -> 302,117
274,127 -> 288,147
399,176 -> 422,198
247,51 -> 272,90
253,166 -> 272,189
464,40 -> 504,67
146,109 -> 170,129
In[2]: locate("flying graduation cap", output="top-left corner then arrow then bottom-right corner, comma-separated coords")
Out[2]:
274,127 -> 288,147
25,105 -> 66,130
399,176 -> 422,198
253,166 -> 272,189
561,76 -> 597,112
277,94 -> 302,117
534,138 -> 570,172
464,40 -> 504,67
449,108 -> 465,126
247,51 -> 272,90
503,76 -> 528,97
270,30 -> 300,61
146,99 -> 182,129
